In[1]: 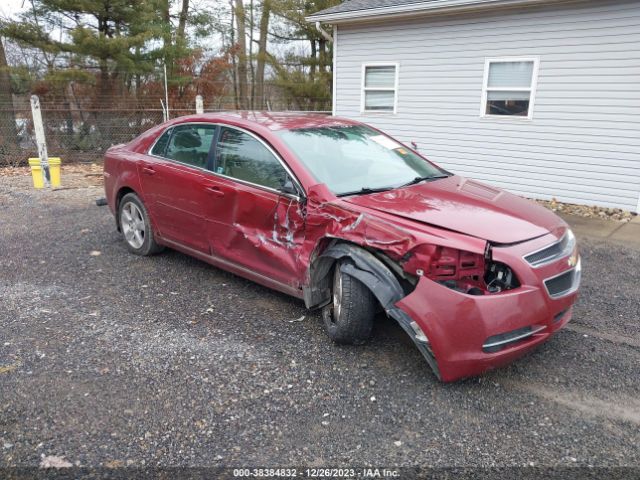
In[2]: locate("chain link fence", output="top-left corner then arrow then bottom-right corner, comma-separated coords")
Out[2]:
1,90 -> 331,167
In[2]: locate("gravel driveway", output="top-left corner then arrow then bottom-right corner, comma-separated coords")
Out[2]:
1,172 -> 639,474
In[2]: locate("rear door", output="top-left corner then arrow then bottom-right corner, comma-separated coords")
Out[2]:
138,123 -> 217,253
204,126 -> 306,287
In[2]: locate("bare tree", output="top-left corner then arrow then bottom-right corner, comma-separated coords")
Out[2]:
233,0 -> 249,109
0,37 -> 18,149
254,0 -> 271,110
248,0 -> 255,109
229,4 -> 239,109
177,0 -> 189,43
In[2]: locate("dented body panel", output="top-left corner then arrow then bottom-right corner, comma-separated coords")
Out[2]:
397,276 -> 576,382
104,112 -> 581,382
343,176 -> 563,244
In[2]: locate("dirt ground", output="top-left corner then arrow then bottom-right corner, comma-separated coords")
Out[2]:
1,167 -> 639,475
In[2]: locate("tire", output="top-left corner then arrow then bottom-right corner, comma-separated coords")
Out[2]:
322,260 -> 376,345
118,192 -> 164,256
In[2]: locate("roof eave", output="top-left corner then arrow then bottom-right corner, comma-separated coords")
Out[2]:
306,0 -> 574,23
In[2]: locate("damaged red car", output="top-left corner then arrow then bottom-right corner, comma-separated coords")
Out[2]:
103,112 -> 581,382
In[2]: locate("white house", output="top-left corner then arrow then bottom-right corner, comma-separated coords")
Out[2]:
307,0 -> 640,213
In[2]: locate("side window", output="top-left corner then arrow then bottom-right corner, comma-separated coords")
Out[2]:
164,124 -> 216,168
362,64 -> 398,113
151,128 -> 171,156
215,127 -> 288,190
481,58 -> 538,118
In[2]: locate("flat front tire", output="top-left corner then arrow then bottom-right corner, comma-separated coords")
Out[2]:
118,193 -> 163,256
322,260 -> 376,345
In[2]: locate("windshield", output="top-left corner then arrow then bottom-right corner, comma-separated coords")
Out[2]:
276,125 -> 447,196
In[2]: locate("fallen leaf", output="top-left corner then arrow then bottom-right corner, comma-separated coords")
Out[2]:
40,455 -> 73,469
105,459 -> 124,468
0,361 -> 21,374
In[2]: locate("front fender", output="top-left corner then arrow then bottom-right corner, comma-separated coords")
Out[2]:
305,242 -> 441,379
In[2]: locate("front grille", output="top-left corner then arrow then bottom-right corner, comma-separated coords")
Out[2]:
524,232 -> 574,267
544,267 -> 579,298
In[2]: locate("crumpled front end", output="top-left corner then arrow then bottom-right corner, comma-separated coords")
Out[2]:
396,231 -> 580,382
303,184 -> 580,382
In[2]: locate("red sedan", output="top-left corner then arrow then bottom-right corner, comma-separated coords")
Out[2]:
103,112 -> 581,382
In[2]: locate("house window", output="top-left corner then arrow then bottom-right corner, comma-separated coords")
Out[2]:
362,64 -> 398,113
481,58 -> 539,118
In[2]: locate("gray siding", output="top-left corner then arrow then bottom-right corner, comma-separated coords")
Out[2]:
334,1 -> 640,212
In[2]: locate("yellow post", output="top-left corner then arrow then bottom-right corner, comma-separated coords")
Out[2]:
48,158 -> 62,188
28,157 -> 61,189
28,158 -> 44,189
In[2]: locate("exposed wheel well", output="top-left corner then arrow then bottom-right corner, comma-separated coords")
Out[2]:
305,239 -> 441,379
114,187 -> 136,231
304,240 -> 409,310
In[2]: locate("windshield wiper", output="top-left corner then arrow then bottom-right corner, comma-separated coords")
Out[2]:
399,174 -> 450,188
336,186 -> 395,197
337,174 -> 451,197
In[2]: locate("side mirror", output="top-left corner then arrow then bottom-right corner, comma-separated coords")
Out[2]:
280,177 -> 299,196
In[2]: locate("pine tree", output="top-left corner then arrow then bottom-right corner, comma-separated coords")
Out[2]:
0,37 -> 18,155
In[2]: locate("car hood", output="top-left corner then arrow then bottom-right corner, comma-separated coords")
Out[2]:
341,176 -> 564,244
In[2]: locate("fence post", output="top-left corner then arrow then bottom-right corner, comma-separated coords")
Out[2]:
163,63 -> 170,121
195,95 -> 204,114
30,95 -> 50,188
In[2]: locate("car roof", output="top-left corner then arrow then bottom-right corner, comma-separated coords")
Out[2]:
171,111 -> 362,132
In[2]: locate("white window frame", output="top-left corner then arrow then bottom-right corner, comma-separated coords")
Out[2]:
481,57 -> 539,120
361,62 -> 399,114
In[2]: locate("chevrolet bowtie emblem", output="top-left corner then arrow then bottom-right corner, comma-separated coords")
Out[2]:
568,255 -> 577,267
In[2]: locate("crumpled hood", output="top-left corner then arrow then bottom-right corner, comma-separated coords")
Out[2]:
342,176 -> 565,244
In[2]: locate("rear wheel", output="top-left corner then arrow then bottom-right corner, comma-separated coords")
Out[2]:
322,260 -> 376,345
118,193 -> 163,256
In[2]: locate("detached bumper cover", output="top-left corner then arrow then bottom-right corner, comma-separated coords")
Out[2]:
396,262 -> 579,382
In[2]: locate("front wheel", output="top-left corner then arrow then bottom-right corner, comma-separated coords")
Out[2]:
118,193 -> 163,256
322,260 -> 376,345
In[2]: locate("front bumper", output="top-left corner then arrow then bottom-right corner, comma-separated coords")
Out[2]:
396,233 -> 580,382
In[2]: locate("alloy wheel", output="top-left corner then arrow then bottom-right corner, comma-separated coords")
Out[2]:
121,202 -> 145,249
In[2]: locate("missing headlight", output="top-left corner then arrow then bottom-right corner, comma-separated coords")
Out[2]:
485,262 -> 520,293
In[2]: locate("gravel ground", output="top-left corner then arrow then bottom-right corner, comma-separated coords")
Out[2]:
1,172 -> 639,472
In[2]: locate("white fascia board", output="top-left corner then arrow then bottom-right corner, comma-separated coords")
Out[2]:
306,0 -> 580,23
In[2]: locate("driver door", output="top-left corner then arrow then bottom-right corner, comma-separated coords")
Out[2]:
203,126 -> 305,288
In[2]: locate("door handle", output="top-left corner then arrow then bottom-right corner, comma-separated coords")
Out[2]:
205,185 -> 225,197
142,166 -> 156,175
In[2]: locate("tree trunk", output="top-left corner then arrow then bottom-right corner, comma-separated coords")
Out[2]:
95,16 -> 113,147
254,0 -> 270,110
234,0 -> 249,109
96,60 -> 114,147
159,0 -> 171,50
229,4 -> 239,109
159,0 -> 173,80
318,38 -> 326,74
0,37 -> 18,153
309,39 -> 316,81
248,0 -> 255,109
177,0 -> 189,44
